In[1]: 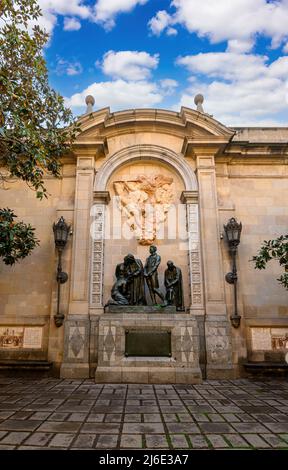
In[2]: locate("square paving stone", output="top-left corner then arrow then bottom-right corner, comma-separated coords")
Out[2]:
143,414 -> 162,423
29,412 -> 51,421
207,414 -> 225,422
260,433 -> 288,448
120,435 -> 142,449
123,423 -> 165,434
96,434 -> 118,449
49,433 -> 74,448
0,420 -> 40,432
48,412 -> 70,421
0,411 -> 15,420
105,414 -> 122,423
93,406 -> 124,413
71,434 -> 96,448
199,423 -> 234,434
124,414 -> 141,422
87,414 -> 105,422
231,423 -> 269,433
236,414 -> 257,422
68,413 -> 88,422
162,414 -> 178,422
170,435 -> 189,449
18,446 -> 48,450
252,414 -> 277,423
188,405 -> 215,413
243,434 -> 270,449
9,411 -> 33,420
0,431 -> 8,440
279,434 -> 288,442
0,444 -> 16,449
24,432 -> 54,446
207,435 -> 230,449
191,413 -> 210,422
125,406 -> 160,414
265,423 -> 288,433
177,414 -> 193,422
224,434 -> 250,448
37,421 -> 81,433
1,431 -> 31,445
270,414 -> 288,423
145,435 -> 169,449
81,423 -> 121,434
166,423 -> 199,434
240,406 -> 275,414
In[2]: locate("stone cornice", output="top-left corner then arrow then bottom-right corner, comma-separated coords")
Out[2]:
218,141 -> 288,160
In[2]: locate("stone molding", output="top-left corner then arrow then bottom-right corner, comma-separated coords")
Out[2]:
94,145 -> 198,192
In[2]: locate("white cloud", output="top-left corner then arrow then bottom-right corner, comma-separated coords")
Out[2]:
176,51 -> 288,126
149,0 -> 288,51
56,58 -> 83,76
159,79 -> 178,95
38,0 -> 90,35
36,0 -> 149,37
94,0 -> 148,30
65,79 -> 163,112
101,50 -> 159,80
227,39 -> 254,54
148,10 -> 171,36
63,17 -> 82,31
166,27 -> 178,37
177,52 -> 269,81
283,43 -> 288,54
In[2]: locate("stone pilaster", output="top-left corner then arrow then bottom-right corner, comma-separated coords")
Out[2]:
195,154 -> 233,378
60,157 -> 95,378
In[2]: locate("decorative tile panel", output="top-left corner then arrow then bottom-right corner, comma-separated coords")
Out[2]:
187,204 -> 204,308
90,204 -> 105,306
68,326 -> 85,359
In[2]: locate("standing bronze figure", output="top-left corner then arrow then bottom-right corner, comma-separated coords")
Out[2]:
164,261 -> 184,311
124,254 -> 146,305
144,245 -> 165,305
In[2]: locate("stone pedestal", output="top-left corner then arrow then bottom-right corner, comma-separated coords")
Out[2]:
205,315 -> 234,379
95,312 -> 202,384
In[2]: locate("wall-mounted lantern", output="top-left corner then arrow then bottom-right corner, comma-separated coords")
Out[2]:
224,217 -> 242,329
53,216 -> 70,327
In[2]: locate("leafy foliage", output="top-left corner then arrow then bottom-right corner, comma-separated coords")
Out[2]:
0,1 -> 80,265
252,235 -> 288,289
0,0 -> 80,199
0,208 -> 39,265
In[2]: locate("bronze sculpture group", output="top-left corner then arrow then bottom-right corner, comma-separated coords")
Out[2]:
108,245 -> 184,311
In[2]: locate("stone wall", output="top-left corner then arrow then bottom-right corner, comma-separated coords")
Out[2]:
217,159 -> 288,364
0,161 -> 76,371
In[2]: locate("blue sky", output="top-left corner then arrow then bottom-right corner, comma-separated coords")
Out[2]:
39,0 -> 288,126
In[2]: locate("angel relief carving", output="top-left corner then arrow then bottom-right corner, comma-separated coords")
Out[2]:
113,174 -> 175,245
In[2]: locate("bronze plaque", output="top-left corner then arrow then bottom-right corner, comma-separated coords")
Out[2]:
125,330 -> 171,357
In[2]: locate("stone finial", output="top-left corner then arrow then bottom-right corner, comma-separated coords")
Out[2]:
194,94 -> 204,113
85,95 -> 95,114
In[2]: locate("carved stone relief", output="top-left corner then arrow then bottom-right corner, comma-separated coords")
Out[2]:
113,174 -> 175,245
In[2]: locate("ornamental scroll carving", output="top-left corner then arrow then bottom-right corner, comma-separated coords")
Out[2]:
113,174 -> 175,245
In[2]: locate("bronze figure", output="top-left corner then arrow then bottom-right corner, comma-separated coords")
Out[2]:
144,245 -> 165,305
164,261 -> 184,311
107,263 -> 129,305
124,254 -> 146,305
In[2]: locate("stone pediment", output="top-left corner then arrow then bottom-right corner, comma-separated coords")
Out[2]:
74,106 -> 234,143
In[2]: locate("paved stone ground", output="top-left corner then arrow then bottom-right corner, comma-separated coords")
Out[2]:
0,377 -> 288,450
